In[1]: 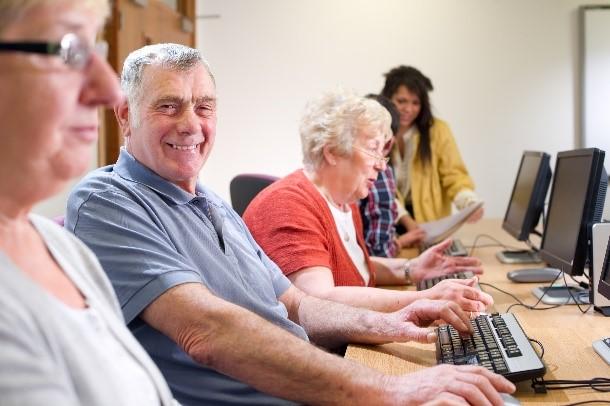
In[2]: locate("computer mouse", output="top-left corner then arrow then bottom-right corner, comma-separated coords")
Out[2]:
500,392 -> 521,406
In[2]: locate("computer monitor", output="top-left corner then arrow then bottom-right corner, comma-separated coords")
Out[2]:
597,234 -> 610,303
499,151 -> 551,266
532,148 -> 607,304
593,233 -> 610,357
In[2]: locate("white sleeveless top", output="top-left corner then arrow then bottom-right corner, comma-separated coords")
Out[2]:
324,198 -> 370,285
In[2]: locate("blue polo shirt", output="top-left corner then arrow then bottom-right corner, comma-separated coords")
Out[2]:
66,148 -> 305,406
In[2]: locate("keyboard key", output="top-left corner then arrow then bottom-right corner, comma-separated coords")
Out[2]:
506,349 -> 522,358
439,328 -> 451,346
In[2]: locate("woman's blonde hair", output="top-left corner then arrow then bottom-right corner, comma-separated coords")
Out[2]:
300,88 -> 392,171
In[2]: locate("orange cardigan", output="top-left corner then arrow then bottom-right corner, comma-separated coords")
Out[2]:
243,169 -> 375,287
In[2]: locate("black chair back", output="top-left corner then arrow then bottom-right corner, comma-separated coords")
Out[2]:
229,173 -> 278,216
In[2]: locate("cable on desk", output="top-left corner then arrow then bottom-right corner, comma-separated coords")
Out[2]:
560,271 -> 593,314
478,282 -> 561,312
480,265 -> 592,313
478,268 -> 568,313
528,337 -> 544,359
567,266 -> 591,281
561,401 -> 610,406
506,266 -> 592,313
532,377 -> 610,393
464,243 -> 506,250
466,234 -> 526,256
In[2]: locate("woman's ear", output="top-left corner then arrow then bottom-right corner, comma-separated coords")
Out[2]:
322,145 -> 338,166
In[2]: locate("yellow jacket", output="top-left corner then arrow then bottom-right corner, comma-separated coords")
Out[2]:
393,119 -> 475,222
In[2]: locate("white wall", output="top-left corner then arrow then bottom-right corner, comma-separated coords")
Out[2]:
197,0 -> 610,218
583,7 -> 610,155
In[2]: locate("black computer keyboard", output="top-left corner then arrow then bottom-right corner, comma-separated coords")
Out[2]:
417,271 -> 475,291
436,313 -> 546,382
445,238 -> 468,256
423,238 -> 469,257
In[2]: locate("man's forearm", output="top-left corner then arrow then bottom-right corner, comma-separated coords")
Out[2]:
295,293 -> 403,348
183,296 -> 513,406
189,295 -> 392,405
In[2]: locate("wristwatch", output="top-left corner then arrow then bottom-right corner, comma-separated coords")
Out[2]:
403,260 -> 412,284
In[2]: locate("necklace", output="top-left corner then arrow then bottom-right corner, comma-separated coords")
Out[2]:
309,177 -> 352,242
326,200 -> 353,243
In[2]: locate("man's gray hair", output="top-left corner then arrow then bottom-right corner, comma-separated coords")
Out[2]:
300,88 -> 392,172
121,43 -> 215,108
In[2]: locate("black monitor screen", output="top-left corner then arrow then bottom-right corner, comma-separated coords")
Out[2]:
540,148 -> 606,275
502,151 -> 550,241
541,156 -> 590,260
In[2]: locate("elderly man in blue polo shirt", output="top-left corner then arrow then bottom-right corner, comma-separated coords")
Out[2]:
65,43 -> 513,405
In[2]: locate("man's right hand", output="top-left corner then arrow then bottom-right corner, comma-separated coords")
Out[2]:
387,364 -> 515,405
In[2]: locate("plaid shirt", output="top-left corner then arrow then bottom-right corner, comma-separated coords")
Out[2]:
359,166 -> 399,257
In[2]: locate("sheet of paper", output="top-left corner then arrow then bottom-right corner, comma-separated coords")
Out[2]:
419,201 -> 484,245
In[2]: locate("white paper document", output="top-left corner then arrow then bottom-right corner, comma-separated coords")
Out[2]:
419,201 -> 484,245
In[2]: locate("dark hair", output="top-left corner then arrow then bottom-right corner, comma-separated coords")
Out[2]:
365,93 -> 399,136
381,65 -> 434,164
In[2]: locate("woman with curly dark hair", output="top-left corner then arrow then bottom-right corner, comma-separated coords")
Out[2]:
381,65 -> 484,224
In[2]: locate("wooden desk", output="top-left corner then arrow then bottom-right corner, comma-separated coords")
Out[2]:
346,219 -> 610,405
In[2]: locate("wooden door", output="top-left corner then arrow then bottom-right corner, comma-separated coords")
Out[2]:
99,0 -> 196,166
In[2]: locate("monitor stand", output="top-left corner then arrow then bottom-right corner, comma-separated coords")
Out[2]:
506,267 -> 561,283
496,249 -> 542,264
531,285 -> 589,305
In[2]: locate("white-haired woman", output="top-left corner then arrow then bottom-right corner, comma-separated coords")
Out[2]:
244,90 -> 490,313
0,1 -> 175,404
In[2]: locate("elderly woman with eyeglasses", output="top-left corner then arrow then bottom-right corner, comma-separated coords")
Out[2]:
0,1 -> 175,404
244,89 -> 491,313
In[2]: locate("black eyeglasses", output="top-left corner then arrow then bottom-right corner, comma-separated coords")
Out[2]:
0,33 -> 107,69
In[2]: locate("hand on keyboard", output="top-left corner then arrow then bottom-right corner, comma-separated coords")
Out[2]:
386,299 -> 474,343
410,239 -> 483,283
423,277 -> 493,313
389,364 -> 515,406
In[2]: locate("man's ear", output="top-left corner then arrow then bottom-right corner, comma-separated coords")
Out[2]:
114,99 -> 131,138
322,144 -> 338,166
